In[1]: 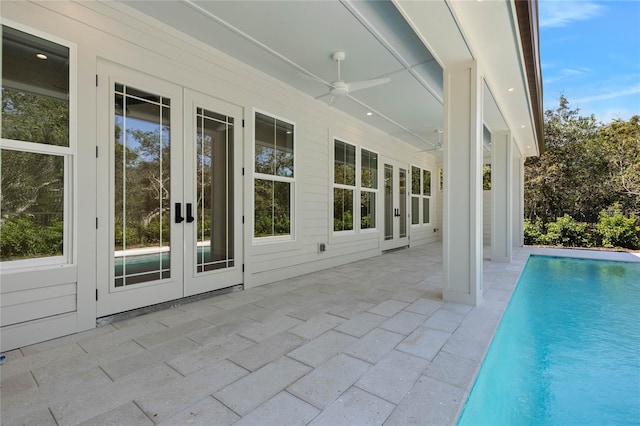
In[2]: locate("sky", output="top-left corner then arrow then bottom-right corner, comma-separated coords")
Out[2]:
539,0 -> 640,123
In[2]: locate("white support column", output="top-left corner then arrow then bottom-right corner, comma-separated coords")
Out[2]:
512,153 -> 525,247
491,131 -> 513,262
443,61 -> 483,306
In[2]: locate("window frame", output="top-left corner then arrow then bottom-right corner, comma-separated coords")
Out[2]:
359,147 -> 378,233
331,137 -> 379,236
422,168 -> 432,225
409,165 -> 432,227
251,109 -> 296,244
0,21 -> 76,270
333,138 -> 356,234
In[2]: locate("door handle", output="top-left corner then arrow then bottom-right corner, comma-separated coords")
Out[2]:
175,202 -> 184,223
186,203 -> 194,223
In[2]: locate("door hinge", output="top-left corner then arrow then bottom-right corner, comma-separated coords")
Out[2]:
242,167 -> 245,176
242,119 -> 245,128
242,264 -> 245,272
96,74 -> 98,87
96,289 -> 99,301
96,146 -> 99,158
242,215 -> 245,224
96,217 -> 98,229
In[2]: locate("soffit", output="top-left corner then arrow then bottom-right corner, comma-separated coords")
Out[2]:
446,0 -> 540,157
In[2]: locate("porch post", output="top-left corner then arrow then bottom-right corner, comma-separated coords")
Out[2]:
512,153 -> 525,247
442,61 -> 483,306
491,131 -> 513,262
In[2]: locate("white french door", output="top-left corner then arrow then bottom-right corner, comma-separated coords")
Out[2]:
183,89 -> 243,297
96,62 -> 242,317
382,159 -> 409,251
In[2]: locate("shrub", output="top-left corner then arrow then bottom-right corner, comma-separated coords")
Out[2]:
334,211 -> 353,232
542,214 -> 590,247
0,216 -> 63,260
595,203 -> 640,249
524,218 -> 545,245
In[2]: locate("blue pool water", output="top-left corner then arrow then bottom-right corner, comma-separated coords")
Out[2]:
458,255 -> 640,426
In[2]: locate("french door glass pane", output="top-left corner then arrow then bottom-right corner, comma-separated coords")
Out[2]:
399,168 -> 407,238
0,150 -> 64,261
114,84 -> 171,287
384,164 -> 393,241
196,107 -> 234,273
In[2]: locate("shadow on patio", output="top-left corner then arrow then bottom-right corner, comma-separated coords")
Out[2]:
1,242 -> 529,425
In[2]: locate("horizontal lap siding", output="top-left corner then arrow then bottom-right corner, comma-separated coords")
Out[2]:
1,286 -> 77,327
483,191 -> 491,244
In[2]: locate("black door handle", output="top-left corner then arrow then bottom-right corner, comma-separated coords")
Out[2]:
175,202 -> 184,223
186,203 -> 194,223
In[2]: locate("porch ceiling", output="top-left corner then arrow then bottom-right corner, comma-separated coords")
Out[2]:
121,0 -> 537,157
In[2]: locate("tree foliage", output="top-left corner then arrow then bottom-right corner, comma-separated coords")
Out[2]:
524,96 -> 640,249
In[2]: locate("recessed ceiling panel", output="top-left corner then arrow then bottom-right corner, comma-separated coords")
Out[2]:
192,1 -> 404,82
349,70 -> 443,132
122,0 -> 447,151
344,0 -> 438,68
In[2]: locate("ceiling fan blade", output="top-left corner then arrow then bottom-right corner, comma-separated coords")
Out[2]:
347,77 -> 391,93
313,92 -> 336,106
298,72 -> 332,87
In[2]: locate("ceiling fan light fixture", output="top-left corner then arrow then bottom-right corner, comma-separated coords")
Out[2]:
330,81 -> 349,97
300,51 -> 391,106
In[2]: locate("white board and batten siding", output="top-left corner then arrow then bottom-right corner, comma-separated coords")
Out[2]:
0,1 -> 441,351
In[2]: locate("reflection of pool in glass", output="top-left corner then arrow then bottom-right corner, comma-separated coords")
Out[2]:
115,245 -> 232,285
458,255 -> 640,426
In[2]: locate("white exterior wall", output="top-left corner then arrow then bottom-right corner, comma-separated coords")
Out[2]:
0,1 -> 439,350
483,190 -> 491,245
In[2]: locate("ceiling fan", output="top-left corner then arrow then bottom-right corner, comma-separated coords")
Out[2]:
300,51 -> 391,106
417,129 -> 444,152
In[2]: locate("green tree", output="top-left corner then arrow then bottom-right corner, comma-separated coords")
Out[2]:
525,96 -> 600,222
595,203 -> 640,249
596,116 -> 640,214
1,88 -> 67,260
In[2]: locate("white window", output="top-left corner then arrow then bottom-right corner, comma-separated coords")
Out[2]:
360,148 -> 378,230
1,24 -> 74,268
422,169 -> 431,224
333,139 -> 378,233
410,166 -> 431,226
253,111 -> 294,240
333,139 -> 356,232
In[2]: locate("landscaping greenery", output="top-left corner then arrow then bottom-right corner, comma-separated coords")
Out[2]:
524,96 -> 640,249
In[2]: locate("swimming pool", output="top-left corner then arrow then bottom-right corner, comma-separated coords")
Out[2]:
458,255 -> 640,425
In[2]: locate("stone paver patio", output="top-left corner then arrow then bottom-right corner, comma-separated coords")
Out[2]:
1,242 -> 531,425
